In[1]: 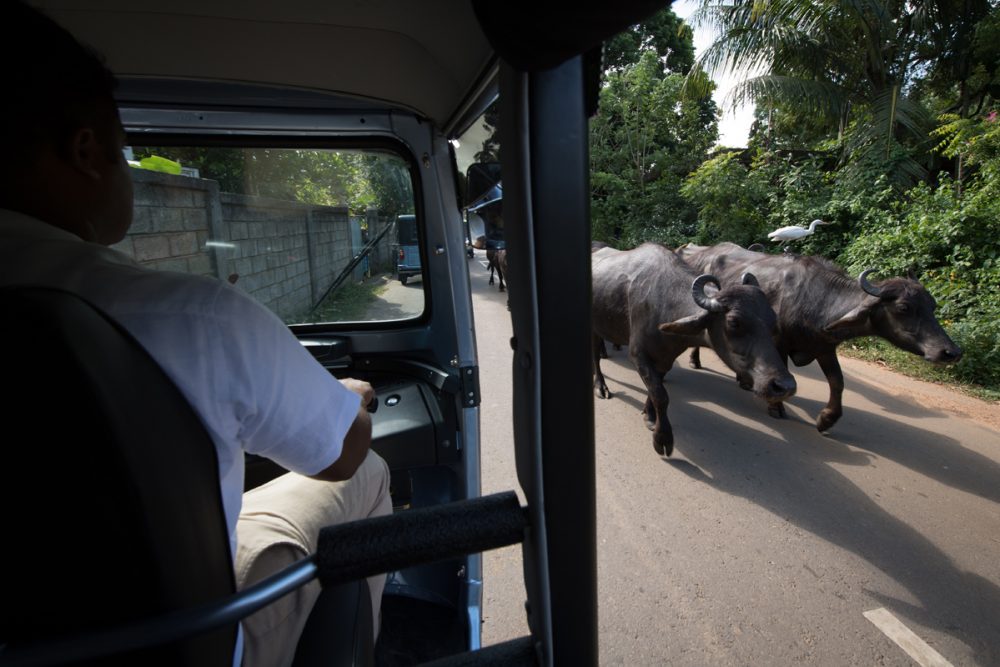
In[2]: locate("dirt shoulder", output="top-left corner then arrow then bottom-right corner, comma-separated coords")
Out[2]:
839,355 -> 1000,432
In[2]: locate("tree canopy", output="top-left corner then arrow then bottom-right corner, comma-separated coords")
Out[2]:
590,6 -> 719,248
675,0 -> 999,391
132,147 -> 413,218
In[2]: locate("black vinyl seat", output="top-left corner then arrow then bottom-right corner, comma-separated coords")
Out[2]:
0,286 -> 238,665
0,286 -> 373,666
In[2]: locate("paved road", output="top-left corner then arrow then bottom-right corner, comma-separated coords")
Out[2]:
468,252 -> 1000,666
364,273 -> 425,321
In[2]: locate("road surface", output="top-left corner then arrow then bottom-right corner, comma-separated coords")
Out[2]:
467,252 -> 1000,666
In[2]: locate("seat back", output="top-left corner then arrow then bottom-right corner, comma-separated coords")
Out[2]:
0,287 -> 237,666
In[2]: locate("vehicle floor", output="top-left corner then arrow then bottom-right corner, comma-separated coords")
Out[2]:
374,594 -> 466,666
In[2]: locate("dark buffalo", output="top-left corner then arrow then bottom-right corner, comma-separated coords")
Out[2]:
591,241 -> 615,357
487,247 -> 507,292
474,234 -> 507,292
677,242 -> 963,432
592,243 -> 796,456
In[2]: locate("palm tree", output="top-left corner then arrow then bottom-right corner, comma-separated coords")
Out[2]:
688,0 -> 967,184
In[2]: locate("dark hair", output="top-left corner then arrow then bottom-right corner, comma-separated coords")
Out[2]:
1,1 -> 118,169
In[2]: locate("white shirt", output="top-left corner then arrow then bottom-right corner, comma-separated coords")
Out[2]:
0,209 -> 361,556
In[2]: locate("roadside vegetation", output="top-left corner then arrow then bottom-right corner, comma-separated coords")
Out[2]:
309,276 -> 390,323
586,1 -> 1000,400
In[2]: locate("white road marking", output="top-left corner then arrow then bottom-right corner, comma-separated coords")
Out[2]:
864,608 -> 954,667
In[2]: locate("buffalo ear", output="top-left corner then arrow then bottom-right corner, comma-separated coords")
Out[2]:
825,302 -> 873,332
658,313 -> 710,336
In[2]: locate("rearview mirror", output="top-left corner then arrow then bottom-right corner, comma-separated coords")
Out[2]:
464,162 -> 502,210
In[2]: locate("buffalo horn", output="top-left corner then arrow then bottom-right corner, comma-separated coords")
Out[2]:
741,272 -> 760,287
692,275 -> 725,312
859,269 -> 883,297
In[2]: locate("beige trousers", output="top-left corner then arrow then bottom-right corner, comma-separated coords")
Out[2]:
235,450 -> 392,667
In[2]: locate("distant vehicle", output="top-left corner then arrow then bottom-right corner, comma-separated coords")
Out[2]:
395,214 -> 421,285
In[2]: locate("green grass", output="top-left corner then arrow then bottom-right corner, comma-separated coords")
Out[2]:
304,276 -> 390,323
840,338 -> 1000,403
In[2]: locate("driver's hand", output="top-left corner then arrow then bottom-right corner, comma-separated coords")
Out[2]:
340,378 -> 375,407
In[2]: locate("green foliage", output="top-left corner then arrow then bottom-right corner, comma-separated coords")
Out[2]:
590,49 -> 718,247
603,6 -> 695,75
841,338 -> 1000,402
674,1 -> 1000,393
307,277 -> 389,324
131,147 -> 412,216
133,147 -> 245,192
840,123 -> 1000,389
680,151 -> 768,246
473,101 -> 500,164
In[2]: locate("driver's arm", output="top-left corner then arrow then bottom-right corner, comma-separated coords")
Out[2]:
310,378 -> 374,482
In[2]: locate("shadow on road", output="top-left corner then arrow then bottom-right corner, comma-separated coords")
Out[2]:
599,347 -> 1000,504
837,365 -> 951,421
610,359 -> 1000,663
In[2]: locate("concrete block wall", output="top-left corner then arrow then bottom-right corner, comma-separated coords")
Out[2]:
112,169 -> 216,277
115,169 -> 365,322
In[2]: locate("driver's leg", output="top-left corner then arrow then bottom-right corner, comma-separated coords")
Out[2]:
235,450 -> 391,667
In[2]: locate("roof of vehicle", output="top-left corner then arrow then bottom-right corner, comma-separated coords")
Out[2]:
35,1 -> 497,135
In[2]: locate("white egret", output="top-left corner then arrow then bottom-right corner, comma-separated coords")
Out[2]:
767,219 -> 831,249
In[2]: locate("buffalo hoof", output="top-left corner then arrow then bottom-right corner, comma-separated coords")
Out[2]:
816,409 -> 841,433
594,383 -> 611,399
499,285 -> 506,292
767,402 -> 787,419
652,430 -> 674,457
643,415 -> 656,432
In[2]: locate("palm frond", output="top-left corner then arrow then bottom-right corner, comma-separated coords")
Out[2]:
725,74 -> 848,122
868,86 -> 930,141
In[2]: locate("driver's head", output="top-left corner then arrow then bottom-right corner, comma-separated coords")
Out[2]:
0,1 -> 133,245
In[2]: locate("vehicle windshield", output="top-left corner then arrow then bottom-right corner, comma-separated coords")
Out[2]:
116,145 -> 424,325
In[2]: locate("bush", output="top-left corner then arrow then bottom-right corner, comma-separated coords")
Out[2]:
840,172 -> 1000,392
681,151 -> 770,246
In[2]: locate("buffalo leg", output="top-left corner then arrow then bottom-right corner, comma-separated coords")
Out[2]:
766,350 -> 790,419
688,347 -> 702,369
497,264 -> 505,292
593,334 -> 612,399
815,351 -> 845,432
635,356 -> 672,456
642,396 -> 656,429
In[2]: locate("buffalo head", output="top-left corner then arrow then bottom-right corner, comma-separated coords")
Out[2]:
826,269 -> 962,364
658,273 -> 797,401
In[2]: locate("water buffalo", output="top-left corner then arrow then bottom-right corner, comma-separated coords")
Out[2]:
474,235 -> 507,292
677,242 -> 963,432
592,243 -> 796,456
487,247 -> 507,292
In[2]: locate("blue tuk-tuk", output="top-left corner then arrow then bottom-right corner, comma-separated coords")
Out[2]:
396,214 -> 421,285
